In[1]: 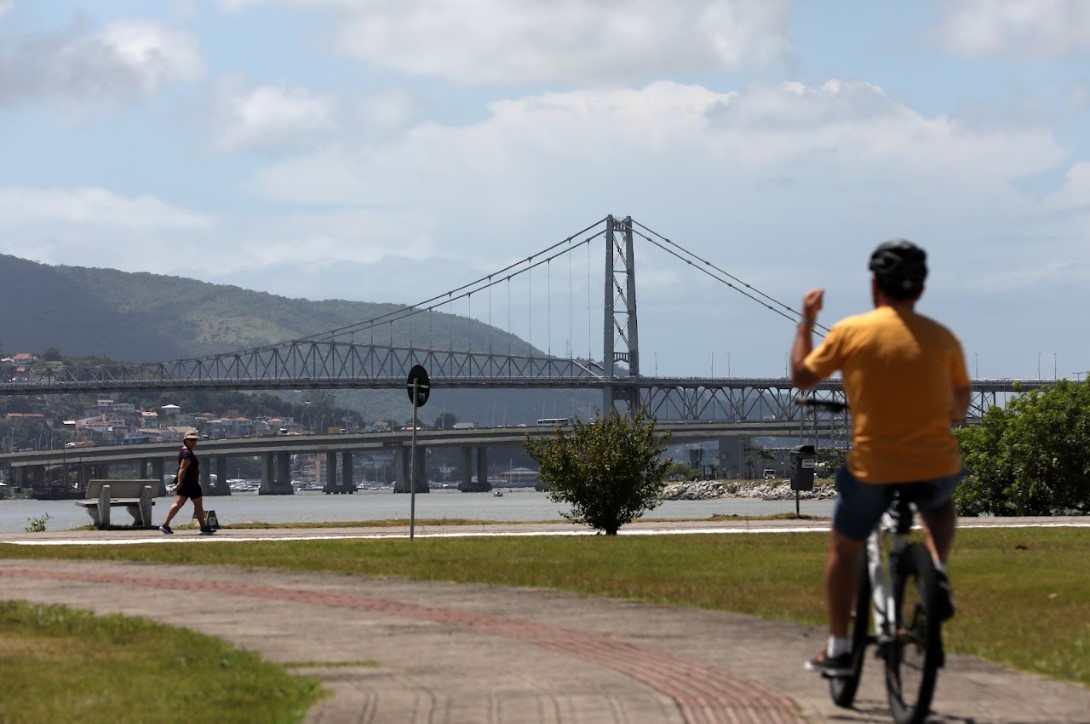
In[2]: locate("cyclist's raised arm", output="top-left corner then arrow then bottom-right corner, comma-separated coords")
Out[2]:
791,288 -> 824,389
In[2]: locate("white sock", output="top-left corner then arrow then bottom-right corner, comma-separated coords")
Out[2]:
934,561 -> 948,575
828,636 -> 850,657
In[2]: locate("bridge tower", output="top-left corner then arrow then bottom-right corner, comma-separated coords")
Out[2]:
603,215 -> 640,415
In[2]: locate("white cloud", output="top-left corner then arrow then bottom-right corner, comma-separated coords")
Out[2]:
254,80 -> 1066,214
0,1 -> 14,19
0,17 -> 204,113
964,259 -> 1089,293
233,78 -> 1089,317
0,186 -> 217,279
97,19 -> 204,91
217,0 -> 794,84
354,90 -> 424,137
211,207 -> 436,273
929,0 -> 1090,60
1045,161 -> 1090,209
212,77 -> 333,152
0,187 -> 214,230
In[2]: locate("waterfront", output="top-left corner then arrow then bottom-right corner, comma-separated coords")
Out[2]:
0,488 -> 836,533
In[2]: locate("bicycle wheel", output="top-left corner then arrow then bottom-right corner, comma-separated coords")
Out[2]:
830,550 -> 872,707
885,542 -> 941,724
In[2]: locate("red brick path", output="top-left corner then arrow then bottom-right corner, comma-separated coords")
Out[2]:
2,567 -> 802,723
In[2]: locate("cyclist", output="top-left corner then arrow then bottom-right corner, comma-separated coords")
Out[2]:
790,240 -> 970,676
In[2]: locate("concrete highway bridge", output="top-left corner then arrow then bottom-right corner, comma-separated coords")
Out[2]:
1,417 -> 848,497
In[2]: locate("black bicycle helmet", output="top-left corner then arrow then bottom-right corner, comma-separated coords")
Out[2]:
868,239 -> 927,299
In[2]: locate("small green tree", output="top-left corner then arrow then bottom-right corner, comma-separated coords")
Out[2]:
956,380 -> 1090,515
525,408 -> 671,535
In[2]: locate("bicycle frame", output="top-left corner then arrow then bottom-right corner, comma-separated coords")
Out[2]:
797,396 -> 944,722
868,496 -> 913,652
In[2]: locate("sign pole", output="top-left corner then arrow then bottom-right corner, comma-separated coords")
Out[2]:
405,364 -> 430,542
410,380 -> 418,540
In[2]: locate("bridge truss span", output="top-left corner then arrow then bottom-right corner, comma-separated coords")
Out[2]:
0,341 -> 608,395
637,378 -> 847,424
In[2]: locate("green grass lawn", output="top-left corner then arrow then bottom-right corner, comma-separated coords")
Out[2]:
0,601 -> 323,724
0,525 -> 1086,722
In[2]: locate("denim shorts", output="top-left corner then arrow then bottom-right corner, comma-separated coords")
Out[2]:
832,466 -> 963,541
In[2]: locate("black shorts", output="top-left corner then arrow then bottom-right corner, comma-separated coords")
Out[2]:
176,478 -> 203,500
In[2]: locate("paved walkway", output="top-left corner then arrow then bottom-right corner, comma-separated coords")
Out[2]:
1,519 -> 1088,723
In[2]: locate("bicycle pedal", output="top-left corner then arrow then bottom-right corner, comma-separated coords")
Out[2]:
820,670 -> 852,680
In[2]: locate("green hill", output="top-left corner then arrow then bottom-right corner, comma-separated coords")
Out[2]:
0,254 -> 599,425
0,254 -> 534,362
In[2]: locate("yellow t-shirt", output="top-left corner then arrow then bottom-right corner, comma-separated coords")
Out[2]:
804,306 -> 969,484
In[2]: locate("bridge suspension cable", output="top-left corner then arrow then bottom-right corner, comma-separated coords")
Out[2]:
290,217 -> 609,346
628,218 -> 831,336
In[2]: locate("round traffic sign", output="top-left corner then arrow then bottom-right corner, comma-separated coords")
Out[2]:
406,365 -> 430,407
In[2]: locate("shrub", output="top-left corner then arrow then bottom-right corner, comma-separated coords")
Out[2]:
525,409 -> 671,535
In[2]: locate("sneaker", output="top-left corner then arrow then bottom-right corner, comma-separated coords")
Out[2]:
159,524 -> 173,535
935,568 -> 955,621
804,650 -> 853,677
199,526 -> 215,535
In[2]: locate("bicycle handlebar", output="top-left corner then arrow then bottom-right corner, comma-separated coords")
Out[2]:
794,395 -> 849,413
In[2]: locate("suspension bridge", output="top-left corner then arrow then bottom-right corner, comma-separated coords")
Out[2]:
0,215 -> 1041,422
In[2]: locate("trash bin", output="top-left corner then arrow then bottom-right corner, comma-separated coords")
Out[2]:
789,445 -> 816,492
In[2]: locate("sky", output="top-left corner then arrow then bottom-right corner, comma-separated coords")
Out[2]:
1,0 -> 1088,380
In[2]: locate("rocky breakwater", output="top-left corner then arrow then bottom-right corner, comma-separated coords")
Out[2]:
660,479 -> 837,501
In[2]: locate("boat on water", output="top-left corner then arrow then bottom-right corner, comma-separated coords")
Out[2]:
227,478 -> 261,493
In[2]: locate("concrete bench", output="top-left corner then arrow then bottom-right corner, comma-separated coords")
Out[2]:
75,479 -> 156,529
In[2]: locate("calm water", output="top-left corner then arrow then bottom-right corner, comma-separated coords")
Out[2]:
0,488 -> 835,533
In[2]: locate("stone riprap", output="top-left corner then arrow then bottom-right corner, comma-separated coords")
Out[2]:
660,480 -> 837,501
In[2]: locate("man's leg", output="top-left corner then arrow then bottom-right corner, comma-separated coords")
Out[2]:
826,530 -> 865,637
918,495 -> 957,620
918,497 -> 956,564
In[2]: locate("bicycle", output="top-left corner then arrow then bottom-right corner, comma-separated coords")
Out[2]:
798,397 -> 946,724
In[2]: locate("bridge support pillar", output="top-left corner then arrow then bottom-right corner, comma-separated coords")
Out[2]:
205,457 -> 229,496
324,450 -> 337,492
717,437 -> 757,479
140,458 -> 167,493
458,446 -> 490,492
459,447 -> 472,491
342,451 -> 356,493
259,452 -> 293,494
393,445 -> 429,494
80,463 -> 95,489
322,450 -> 357,494
476,447 -> 490,491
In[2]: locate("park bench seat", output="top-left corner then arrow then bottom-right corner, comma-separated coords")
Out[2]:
75,479 -> 156,529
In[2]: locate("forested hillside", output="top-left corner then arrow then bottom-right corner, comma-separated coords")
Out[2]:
0,254 -> 533,362
0,254 -> 599,426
